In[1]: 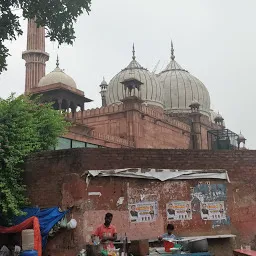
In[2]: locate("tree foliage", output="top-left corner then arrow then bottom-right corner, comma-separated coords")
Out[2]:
0,0 -> 92,74
0,94 -> 70,222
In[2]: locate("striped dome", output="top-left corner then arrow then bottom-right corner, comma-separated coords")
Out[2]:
106,46 -> 164,108
158,42 -> 211,116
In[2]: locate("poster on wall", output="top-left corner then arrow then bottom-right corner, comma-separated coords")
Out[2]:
166,201 -> 192,220
128,201 -> 158,223
200,201 -> 226,220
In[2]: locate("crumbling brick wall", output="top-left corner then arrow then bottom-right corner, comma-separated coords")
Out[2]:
24,149 -> 256,256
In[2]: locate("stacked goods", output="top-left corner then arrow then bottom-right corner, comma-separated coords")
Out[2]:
20,229 -> 38,256
22,229 -> 34,251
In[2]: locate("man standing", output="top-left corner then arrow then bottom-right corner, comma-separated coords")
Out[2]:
92,213 -> 117,249
158,224 -> 177,241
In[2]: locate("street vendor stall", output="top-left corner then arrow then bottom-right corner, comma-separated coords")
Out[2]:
111,234 -> 236,256
0,207 -> 70,256
88,237 -> 214,256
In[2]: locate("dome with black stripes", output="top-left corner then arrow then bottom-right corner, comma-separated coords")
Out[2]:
158,42 -> 211,116
105,45 -> 164,108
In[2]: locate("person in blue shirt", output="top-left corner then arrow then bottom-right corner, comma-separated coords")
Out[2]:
158,224 -> 177,241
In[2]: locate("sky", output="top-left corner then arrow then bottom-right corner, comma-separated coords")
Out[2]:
0,0 -> 255,148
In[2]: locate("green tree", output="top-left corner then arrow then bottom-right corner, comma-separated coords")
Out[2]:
0,0 -> 92,74
0,94 -> 70,223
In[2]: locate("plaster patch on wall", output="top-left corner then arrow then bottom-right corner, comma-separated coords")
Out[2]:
162,181 -> 187,194
117,197 -> 124,206
140,194 -> 146,201
87,226 -> 93,232
88,192 -> 102,197
80,199 -> 94,211
233,185 -> 256,207
86,235 -> 91,243
85,174 -> 91,187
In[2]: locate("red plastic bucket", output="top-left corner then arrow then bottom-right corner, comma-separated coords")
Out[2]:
163,241 -> 174,252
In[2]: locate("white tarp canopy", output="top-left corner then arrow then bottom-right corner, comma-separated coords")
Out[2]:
87,168 -> 230,182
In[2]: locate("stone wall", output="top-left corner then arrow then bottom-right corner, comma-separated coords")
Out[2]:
24,149 -> 256,256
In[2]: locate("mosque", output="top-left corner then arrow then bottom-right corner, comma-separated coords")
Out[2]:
22,19 -> 246,150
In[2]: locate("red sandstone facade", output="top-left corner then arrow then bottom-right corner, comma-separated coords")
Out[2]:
22,20 -> 231,150
55,96 -> 222,149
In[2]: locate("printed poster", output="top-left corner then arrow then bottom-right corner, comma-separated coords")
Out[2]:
166,201 -> 192,220
200,201 -> 226,220
128,201 -> 158,223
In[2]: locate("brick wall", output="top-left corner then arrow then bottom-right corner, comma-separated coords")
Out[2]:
24,149 -> 256,256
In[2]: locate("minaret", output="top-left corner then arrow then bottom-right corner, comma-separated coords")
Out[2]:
189,99 -> 202,149
99,77 -> 108,107
22,19 -> 49,93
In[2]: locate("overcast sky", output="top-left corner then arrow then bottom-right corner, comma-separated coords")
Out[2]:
0,0 -> 255,148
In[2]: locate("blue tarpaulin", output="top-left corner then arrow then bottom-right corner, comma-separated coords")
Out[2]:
13,207 -> 69,249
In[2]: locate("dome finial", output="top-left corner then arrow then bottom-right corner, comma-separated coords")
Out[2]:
132,43 -> 136,60
171,40 -> 175,60
56,54 -> 59,68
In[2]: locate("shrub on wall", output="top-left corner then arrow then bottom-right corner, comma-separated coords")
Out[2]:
0,94 -> 70,223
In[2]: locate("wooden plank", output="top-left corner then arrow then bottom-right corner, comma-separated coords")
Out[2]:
149,234 -> 236,243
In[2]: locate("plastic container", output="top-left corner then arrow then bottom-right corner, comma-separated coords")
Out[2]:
163,240 -> 174,252
22,229 -> 34,251
67,219 -> 77,229
20,250 -> 38,256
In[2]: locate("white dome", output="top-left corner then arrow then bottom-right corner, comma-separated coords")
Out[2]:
38,67 -> 76,88
158,43 -> 211,116
106,47 -> 164,108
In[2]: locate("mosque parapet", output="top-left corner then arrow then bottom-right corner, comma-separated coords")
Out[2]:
69,103 -> 191,133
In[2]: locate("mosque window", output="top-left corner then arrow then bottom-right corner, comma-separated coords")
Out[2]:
55,137 -> 71,150
86,143 -> 99,148
72,140 -> 86,148
52,137 -> 104,150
